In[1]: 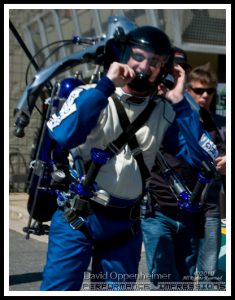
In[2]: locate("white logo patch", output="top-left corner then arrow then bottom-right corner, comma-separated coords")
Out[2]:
198,133 -> 219,160
47,101 -> 77,131
47,88 -> 83,131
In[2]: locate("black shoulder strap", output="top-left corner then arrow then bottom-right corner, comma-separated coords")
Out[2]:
83,94 -> 156,195
109,94 -> 156,191
106,95 -> 156,155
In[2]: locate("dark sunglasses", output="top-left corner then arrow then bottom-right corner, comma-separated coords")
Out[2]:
130,51 -> 163,68
190,87 -> 216,95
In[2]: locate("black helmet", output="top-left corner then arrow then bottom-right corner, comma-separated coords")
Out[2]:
104,25 -> 173,93
119,25 -> 172,65
127,26 -> 171,56
119,26 -> 173,92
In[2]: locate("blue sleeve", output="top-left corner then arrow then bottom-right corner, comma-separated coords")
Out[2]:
163,97 -> 215,168
47,76 -> 115,149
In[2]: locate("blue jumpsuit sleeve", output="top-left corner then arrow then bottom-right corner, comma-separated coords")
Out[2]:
47,76 -> 115,149
163,97 -> 216,168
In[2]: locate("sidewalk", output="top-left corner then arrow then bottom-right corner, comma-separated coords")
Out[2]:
9,193 -> 49,243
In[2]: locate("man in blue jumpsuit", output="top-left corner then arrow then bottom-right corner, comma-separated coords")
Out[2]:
40,25 -> 214,291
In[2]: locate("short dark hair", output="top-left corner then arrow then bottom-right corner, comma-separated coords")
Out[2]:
186,62 -> 218,88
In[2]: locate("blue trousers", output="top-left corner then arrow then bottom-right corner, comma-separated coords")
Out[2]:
197,216 -> 221,278
40,210 -> 142,291
141,209 -> 199,286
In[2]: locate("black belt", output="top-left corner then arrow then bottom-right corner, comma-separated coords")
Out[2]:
60,197 -> 141,221
90,201 -> 141,220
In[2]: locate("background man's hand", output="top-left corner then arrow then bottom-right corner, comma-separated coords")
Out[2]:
165,64 -> 185,103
